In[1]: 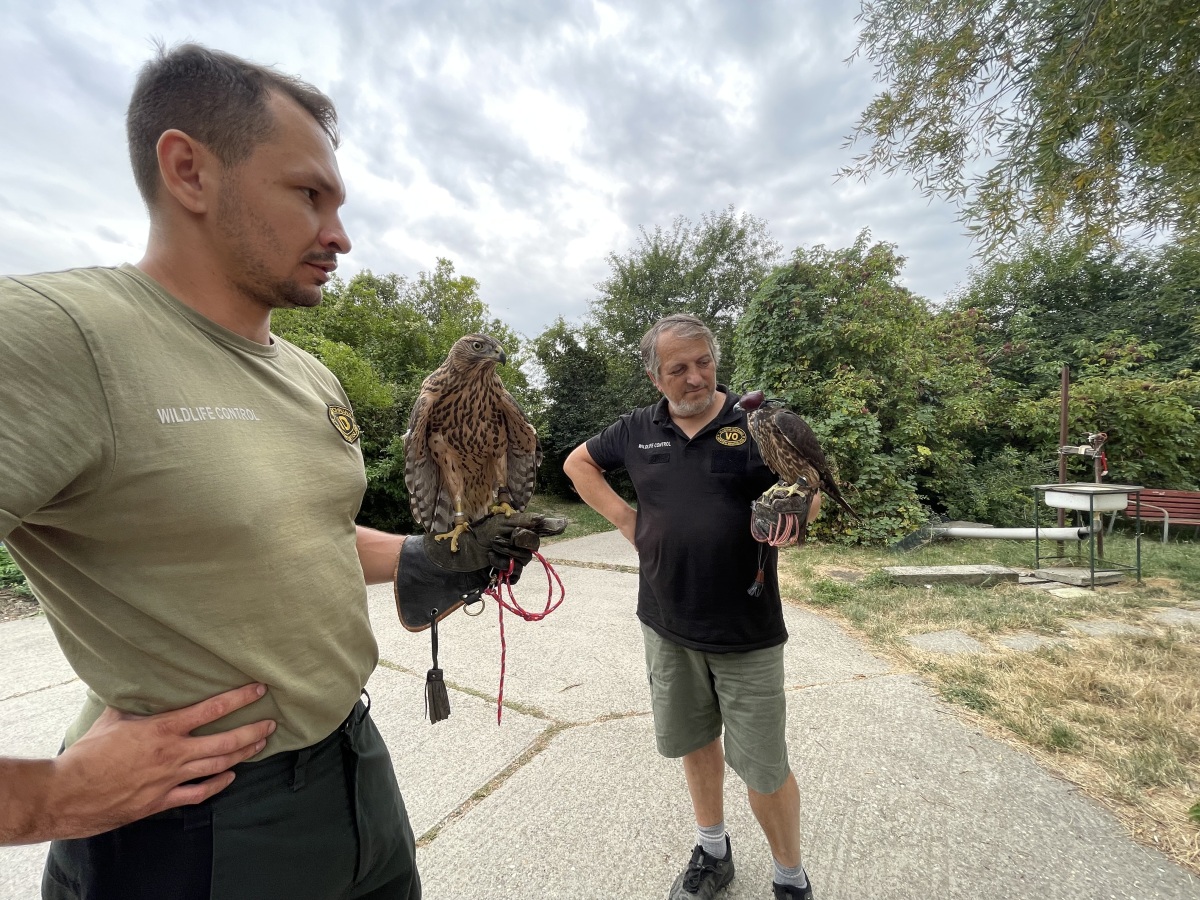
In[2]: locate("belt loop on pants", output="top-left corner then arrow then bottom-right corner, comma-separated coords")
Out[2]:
290,747 -> 314,792
341,688 -> 371,734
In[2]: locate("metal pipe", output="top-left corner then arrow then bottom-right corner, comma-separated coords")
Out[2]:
932,525 -> 1096,540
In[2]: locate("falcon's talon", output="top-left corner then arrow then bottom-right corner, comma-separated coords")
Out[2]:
490,502 -> 518,517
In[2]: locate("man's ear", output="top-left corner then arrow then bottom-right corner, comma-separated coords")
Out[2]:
155,129 -> 217,214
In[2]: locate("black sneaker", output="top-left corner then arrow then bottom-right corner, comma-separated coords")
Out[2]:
771,875 -> 813,899
667,836 -> 735,899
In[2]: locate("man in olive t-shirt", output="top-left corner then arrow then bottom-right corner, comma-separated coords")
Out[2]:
0,44 -> 539,900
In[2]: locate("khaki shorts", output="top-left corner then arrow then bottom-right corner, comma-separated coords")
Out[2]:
641,622 -> 790,794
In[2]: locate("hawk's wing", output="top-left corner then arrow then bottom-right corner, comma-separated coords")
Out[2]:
771,409 -> 831,472
499,390 -> 541,510
404,387 -> 454,534
770,408 -> 858,518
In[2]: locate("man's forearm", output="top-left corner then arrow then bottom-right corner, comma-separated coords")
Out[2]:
0,758 -> 57,845
564,447 -> 637,543
356,526 -> 407,585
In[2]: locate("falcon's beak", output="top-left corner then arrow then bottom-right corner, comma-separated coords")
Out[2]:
498,350 -> 507,365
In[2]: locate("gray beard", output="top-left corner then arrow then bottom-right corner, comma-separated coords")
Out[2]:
669,389 -> 715,418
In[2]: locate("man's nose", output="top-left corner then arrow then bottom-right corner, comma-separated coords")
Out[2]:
322,215 -> 352,254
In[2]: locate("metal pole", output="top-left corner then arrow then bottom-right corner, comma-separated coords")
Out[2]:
1057,365 -> 1069,556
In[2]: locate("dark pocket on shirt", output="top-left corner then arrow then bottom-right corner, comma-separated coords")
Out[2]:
710,449 -> 748,474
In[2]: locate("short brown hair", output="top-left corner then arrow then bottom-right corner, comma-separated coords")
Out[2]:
640,313 -> 721,378
126,43 -> 339,206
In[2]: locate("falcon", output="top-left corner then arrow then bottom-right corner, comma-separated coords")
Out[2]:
404,334 -> 541,552
734,390 -> 858,545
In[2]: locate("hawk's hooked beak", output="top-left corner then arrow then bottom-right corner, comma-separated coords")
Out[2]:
498,350 -> 507,365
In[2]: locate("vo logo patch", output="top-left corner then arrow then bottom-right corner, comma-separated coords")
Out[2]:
716,426 -> 747,447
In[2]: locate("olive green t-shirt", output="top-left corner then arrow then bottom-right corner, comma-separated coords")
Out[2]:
0,265 -> 377,756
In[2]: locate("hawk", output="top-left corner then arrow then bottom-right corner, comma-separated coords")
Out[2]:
734,390 -> 858,545
404,334 -> 541,552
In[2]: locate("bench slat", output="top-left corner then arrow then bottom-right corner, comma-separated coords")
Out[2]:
1108,489 -> 1200,542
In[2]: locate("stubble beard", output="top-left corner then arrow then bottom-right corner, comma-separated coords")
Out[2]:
217,191 -> 324,311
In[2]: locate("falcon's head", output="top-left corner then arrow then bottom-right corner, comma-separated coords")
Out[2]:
729,388 -> 768,415
448,334 -> 507,369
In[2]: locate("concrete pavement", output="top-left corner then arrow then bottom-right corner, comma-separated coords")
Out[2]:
2,530 -> 1198,899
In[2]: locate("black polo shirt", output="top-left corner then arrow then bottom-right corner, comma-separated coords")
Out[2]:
586,387 -> 786,652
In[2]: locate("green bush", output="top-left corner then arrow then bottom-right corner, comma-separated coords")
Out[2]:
0,544 -> 33,598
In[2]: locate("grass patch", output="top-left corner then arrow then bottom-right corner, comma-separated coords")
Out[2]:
779,533 -> 1200,874
525,495 -> 619,544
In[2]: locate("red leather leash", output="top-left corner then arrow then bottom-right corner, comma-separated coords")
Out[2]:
485,552 -> 565,723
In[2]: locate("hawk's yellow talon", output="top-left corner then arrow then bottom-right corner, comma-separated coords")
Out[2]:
434,522 -> 471,552
490,502 -> 517,517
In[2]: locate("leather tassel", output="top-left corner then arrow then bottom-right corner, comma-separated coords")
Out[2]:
425,614 -> 451,723
747,542 -> 767,596
425,667 -> 451,723
747,568 -> 765,597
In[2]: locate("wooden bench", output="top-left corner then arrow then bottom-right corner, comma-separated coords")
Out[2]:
1107,489 -> 1200,543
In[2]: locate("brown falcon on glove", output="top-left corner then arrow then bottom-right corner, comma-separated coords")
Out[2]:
404,334 -> 542,550
734,390 -> 858,545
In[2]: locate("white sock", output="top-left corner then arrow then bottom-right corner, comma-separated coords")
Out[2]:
773,858 -> 808,887
696,821 -> 728,859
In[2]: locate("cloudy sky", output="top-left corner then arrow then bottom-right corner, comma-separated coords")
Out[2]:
0,0 -> 978,339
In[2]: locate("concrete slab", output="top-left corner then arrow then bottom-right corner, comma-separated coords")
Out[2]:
904,630 -> 988,655
1152,608 -> 1200,630
0,617 -> 78,701
795,675 -> 1199,899
998,632 -> 1074,652
541,530 -> 639,569
1050,587 -> 1098,600
1036,568 -> 1124,587
416,674 -> 1200,899
369,571 -> 893,724
884,565 -> 1019,586
1069,620 -> 1153,638
368,569 -> 651,722
0,680 -> 90,900
362,664 -> 548,840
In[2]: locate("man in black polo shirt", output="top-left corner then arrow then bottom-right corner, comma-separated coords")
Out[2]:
564,314 -> 819,900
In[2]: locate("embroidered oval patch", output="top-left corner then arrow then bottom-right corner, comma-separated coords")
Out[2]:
327,404 -> 361,443
716,426 -> 747,446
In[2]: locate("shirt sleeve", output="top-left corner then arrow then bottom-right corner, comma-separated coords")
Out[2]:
0,278 -> 112,539
584,415 -> 630,473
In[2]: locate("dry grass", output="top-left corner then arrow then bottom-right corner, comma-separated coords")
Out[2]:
778,534 -> 1200,875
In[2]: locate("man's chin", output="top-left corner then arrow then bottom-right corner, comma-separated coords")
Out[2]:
670,392 -> 715,418
273,282 -> 324,309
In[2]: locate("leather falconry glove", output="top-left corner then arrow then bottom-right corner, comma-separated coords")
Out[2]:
394,512 -> 567,723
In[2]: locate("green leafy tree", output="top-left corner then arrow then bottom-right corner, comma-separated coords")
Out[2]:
533,208 -> 780,500
845,0 -> 1200,252
591,207 -> 782,411
531,319 -> 622,496
950,238 -> 1200,492
952,239 -> 1200,392
734,231 -> 1000,542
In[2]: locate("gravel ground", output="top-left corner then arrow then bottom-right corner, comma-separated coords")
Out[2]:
0,587 -> 40,622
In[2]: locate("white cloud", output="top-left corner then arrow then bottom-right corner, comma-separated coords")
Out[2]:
0,0 -> 978,338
